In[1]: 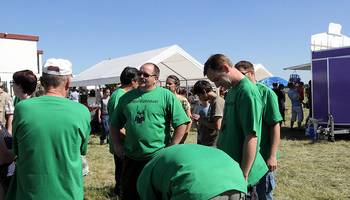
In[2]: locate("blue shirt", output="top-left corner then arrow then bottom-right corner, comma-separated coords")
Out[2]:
288,89 -> 301,107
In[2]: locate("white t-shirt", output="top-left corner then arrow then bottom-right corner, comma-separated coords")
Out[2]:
69,91 -> 80,102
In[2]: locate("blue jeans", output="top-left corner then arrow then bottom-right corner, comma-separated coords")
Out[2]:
256,171 -> 276,200
100,115 -> 109,141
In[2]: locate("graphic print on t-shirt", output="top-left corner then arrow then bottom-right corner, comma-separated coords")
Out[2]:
135,106 -> 145,124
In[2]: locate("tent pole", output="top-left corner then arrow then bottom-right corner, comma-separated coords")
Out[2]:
160,61 -> 189,96
160,62 -> 187,80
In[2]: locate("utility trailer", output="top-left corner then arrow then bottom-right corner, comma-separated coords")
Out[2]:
311,46 -> 350,141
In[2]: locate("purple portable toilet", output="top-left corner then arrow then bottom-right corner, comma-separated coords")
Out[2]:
312,46 -> 350,140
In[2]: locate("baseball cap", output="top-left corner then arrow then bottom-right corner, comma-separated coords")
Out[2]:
43,58 -> 72,76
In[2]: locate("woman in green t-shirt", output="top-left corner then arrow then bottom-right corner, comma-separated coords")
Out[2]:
0,70 -> 37,199
12,70 -> 38,103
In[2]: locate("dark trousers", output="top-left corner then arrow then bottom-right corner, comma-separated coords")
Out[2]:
120,156 -> 150,200
256,172 -> 275,200
247,185 -> 259,200
113,155 -> 123,195
100,115 -> 109,141
279,106 -> 285,123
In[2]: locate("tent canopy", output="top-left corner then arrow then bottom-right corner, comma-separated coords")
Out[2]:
259,76 -> 288,88
283,63 -> 311,71
254,63 -> 273,81
72,45 -> 205,87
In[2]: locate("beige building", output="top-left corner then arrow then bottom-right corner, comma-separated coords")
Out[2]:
0,32 -> 43,94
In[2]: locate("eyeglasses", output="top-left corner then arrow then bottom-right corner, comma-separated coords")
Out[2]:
138,71 -> 156,78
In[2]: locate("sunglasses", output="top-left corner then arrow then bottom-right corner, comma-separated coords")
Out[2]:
138,71 -> 156,78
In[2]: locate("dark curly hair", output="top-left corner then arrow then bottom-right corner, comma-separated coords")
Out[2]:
13,70 -> 37,95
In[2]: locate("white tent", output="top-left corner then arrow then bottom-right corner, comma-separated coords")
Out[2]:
254,63 -> 273,81
71,45 -> 205,87
311,23 -> 350,51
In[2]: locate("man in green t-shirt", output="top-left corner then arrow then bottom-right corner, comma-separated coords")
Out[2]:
6,58 -> 91,200
204,54 -> 268,198
137,144 -> 247,200
107,66 -> 139,196
110,63 -> 190,200
192,80 -> 225,146
235,61 -> 282,200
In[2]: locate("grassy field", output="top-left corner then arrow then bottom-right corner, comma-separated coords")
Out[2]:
84,99 -> 350,200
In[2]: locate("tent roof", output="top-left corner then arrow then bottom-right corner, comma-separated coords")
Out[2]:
254,64 -> 273,81
72,45 -> 204,86
310,23 -> 350,51
283,63 -> 311,71
259,76 -> 288,88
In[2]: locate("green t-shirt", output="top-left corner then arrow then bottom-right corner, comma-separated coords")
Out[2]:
107,88 -> 126,154
7,96 -> 91,200
13,96 -> 21,107
137,144 -> 247,200
111,87 -> 190,160
217,78 -> 268,186
107,88 -> 126,119
256,83 -> 283,161
107,88 -> 129,154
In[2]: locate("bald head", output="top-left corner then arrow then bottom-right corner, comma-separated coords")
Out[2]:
141,63 -> 160,78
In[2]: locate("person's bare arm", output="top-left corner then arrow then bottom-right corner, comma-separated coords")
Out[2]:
170,124 -> 187,145
6,114 -> 13,135
214,117 -> 222,130
97,108 -> 102,124
179,109 -> 193,144
185,109 -> 193,134
266,123 -> 280,171
0,134 -> 15,165
241,134 -> 257,181
199,116 -> 222,130
110,125 -> 124,158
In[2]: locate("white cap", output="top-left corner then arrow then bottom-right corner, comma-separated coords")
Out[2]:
43,58 -> 72,76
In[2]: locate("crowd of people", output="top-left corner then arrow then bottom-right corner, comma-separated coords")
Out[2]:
271,80 -> 312,130
0,54 -> 314,200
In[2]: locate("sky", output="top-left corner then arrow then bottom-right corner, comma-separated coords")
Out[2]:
2,0 -> 350,81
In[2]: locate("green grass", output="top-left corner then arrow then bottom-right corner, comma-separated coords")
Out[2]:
84,98 -> 350,200
85,133 -> 350,200
275,131 -> 350,199
84,137 -> 117,200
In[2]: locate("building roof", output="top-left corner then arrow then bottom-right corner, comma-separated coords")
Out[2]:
0,33 -> 39,41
